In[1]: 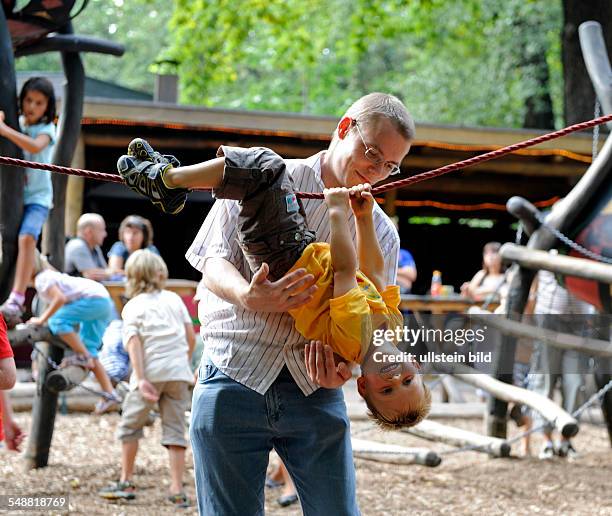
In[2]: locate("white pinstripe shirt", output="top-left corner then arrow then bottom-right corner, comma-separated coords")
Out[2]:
185,152 -> 400,395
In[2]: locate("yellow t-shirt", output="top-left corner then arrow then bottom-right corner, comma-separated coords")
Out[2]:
288,242 -> 403,363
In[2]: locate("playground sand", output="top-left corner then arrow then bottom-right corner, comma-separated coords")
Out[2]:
1,412 -> 611,515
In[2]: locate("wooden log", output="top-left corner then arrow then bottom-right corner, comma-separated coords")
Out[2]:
45,365 -> 88,393
404,419 -> 511,457
500,243 -> 612,283
468,307 -> 612,358
7,324 -> 67,350
351,438 -> 441,467
8,382 -> 101,412
443,363 -> 579,438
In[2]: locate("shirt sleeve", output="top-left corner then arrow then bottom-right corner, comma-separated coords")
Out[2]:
107,241 -> 127,258
38,122 -> 56,144
0,315 -> 13,359
121,301 -> 142,348
34,271 -> 56,297
185,199 -> 244,273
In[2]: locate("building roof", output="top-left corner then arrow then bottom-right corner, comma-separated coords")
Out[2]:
16,72 -> 152,102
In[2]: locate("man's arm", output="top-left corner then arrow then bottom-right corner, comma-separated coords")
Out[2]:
0,357 -> 16,390
304,341 -> 353,389
202,258 -> 317,312
185,323 -> 196,360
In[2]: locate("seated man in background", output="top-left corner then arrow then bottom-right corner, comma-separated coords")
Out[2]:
65,213 -> 112,281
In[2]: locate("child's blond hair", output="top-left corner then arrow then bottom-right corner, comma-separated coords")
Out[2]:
124,249 -> 168,298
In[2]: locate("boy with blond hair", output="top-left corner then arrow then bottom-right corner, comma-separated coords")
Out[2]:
100,250 -> 195,507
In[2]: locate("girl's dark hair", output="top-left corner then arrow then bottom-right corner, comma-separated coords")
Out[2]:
20,77 -> 56,124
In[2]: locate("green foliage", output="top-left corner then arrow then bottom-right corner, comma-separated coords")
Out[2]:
15,0 -> 173,94
166,0 -> 563,127
14,0 -> 565,128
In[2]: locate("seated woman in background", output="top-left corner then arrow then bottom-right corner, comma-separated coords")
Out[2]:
107,215 -> 159,279
461,241 -> 506,302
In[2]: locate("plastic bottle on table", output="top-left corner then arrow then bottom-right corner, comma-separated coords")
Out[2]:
430,270 -> 442,297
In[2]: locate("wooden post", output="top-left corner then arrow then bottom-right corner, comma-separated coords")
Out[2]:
0,9 -> 24,302
23,341 -> 64,470
500,243 -> 612,283
42,23 -> 85,269
64,136 -> 85,237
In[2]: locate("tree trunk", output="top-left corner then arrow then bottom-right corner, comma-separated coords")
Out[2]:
562,0 -> 612,125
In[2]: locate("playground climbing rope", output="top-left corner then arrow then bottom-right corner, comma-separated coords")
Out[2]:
1,113 -> 612,200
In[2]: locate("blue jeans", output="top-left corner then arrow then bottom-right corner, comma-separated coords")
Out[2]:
190,362 -> 359,516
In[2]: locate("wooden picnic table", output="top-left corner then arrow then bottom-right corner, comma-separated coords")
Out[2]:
103,279 -> 199,314
400,294 -> 481,314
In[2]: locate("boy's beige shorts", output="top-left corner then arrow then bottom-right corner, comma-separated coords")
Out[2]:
116,380 -> 190,448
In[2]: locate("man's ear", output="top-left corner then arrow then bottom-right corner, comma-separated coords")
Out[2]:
337,116 -> 353,139
357,375 -> 366,397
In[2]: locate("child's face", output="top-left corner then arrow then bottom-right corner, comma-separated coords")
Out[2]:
22,89 -> 49,126
357,359 -> 425,422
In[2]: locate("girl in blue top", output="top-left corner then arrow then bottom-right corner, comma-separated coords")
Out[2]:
0,77 -> 56,325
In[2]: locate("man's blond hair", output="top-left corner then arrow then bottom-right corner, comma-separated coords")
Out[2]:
124,249 -> 168,298
342,92 -> 416,141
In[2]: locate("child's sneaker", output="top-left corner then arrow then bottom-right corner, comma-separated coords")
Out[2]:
117,138 -> 188,214
167,492 -> 190,508
99,480 -> 136,500
557,440 -> 578,460
0,300 -> 24,329
94,390 -> 122,415
538,441 -> 556,460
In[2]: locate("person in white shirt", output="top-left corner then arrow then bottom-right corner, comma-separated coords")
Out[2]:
121,92 -> 415,514
100,249 -> 195,508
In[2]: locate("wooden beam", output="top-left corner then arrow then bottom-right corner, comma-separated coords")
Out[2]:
351,438 -> 441,467
404,419 -> 511,457
469,307 -> 612,358
404,155 -> 587,177
45,365 -> 89,393
81,98 -> 599,155
501,243 -> 612,283
439,363 -> 579,438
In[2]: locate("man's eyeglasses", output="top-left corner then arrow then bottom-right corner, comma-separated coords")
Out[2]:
353,121 -> 401,176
